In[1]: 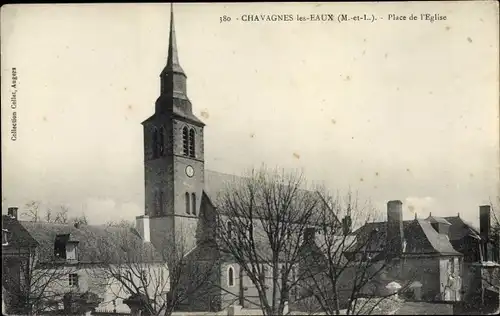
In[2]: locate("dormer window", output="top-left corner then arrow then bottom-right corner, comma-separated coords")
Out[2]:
66,241 -> 79,261
54,234 -> 79,262
2,229 -> 10,246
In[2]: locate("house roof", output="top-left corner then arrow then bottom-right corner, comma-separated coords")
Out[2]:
1,215 -> 39,250
416,219 -> 460,255
19,221 -> 163,264
443,216 -> 481,241
352,218 -> 461,256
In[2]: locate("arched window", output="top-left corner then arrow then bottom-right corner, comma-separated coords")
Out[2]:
189,128 -> 196,158
152,128 -> 159,159
227,266 -> 235,287
154,190 -> 160,216
191,193 -> 196,215
158,127 -> 165,157
260,264 -> 267,285
185,192 -> 190,214
182,127 -> 189,156
227,221 -> 233,239
158,190 -> 164,215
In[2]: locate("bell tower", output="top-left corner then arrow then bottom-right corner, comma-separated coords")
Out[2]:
137,4 -> 205,255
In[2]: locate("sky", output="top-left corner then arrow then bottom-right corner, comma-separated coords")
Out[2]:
1,2 -> 499,226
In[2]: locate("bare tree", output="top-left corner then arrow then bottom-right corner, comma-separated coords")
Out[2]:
483,197 -> 500,302
214,167 -> 328,316
105,219 -> 134,228
88,227 -> 219,316
2,236 -> 76,315
70,213 -> 89,227
490,196 -> 500,240
296,190 -> 415,315
44,208 -> 53,223
22,201 -> 41,222
54,205 -> 69,224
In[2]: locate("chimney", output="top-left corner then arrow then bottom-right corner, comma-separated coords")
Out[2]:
479,205 -> 491,261
135,215 -> 150,243
7,207 -> 18,220
342,216 -> 352,235
387,200 -> 404,256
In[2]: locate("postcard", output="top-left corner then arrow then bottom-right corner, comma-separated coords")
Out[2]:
1,2 -> 499,316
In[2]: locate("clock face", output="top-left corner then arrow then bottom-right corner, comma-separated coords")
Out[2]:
185,165 -> 194,178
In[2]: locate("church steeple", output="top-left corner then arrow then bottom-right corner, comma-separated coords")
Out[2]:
159,3 -> 188,102
141,2 -> 205,259
164,3 -> 184,75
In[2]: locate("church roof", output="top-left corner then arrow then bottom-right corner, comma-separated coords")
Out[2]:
19,221 -> 163,265
141,106 -> 205,127
172,103 -> 204,125
204,169 -> 242,204
203,169 -> 341,226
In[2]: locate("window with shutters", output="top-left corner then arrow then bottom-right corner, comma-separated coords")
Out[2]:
189,128 -> 196,158
69,273 -> 79,287
182,127 -> 189,156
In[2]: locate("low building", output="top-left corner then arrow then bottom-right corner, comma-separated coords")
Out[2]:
444,205 -> 500,313
2,207 -> 39,315
2,209 -> 166,315
348,201 -> 500,314
349,201 -> 464,302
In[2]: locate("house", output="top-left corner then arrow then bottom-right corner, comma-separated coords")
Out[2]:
2,209 -> 167,315
2,207 -> 39,315
443,205 -> 500,313
347,201 -> 500,313
348,200 -> 464,303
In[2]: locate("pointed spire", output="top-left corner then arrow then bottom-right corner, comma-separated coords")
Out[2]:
165,3 -> 185,75
415,212 -> 417,220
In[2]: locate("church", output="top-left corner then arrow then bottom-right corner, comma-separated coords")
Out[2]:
134,5 -> 241,257
131,5 -> 500,314
132,6 -> 340,312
